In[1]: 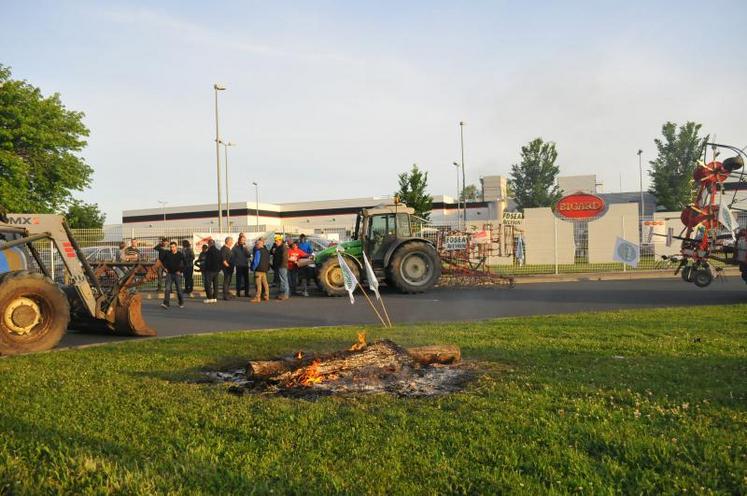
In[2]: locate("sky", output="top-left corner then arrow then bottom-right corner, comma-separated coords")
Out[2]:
2,0 -> 746,223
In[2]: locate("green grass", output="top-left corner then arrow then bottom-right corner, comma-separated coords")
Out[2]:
1,306 -> 745,495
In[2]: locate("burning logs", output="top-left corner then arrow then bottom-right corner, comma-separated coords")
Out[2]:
246,344 -> 461,379
232,336 -> 472,398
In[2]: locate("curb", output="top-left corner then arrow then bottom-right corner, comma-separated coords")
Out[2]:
515,267 -> 742,284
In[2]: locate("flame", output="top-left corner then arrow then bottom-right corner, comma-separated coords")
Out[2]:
295,351 -> 304,360
349,331 -> 367,351
299,359 -> 323,386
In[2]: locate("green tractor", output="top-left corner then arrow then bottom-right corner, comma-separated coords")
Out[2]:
314,204 -> 441,296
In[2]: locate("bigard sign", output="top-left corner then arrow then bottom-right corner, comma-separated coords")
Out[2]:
554,192 -> 607,221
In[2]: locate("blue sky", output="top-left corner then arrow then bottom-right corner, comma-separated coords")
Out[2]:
3,0 -> 746,222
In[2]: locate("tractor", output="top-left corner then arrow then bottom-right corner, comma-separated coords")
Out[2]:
314,204 -> 441,296
0,210 -> 158,355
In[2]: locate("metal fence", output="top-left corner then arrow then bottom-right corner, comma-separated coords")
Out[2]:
21,214 -> 747,288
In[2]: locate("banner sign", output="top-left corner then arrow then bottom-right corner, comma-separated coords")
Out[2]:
192,232 -> 241,250
554,192 -> 607,221
642,219 -> 665,244
444,235 -> 468,251
612,237 -> 640,267
502,212 -> 523,226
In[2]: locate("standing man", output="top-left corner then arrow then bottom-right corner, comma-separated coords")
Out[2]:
220,236 -> 235,301
161,241 -> 186,309
298,233 -> 313,256
123,239 -> 141,262
250,237 -> 271,303
287,240 -> 308,296
232,233 -> 252,297
181,239 -> 195,295
153,237 -> 169,291
271,235 -> 289,301
202,239 -> 221,304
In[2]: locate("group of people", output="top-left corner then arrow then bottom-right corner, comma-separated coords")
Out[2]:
147,233 -> 315,309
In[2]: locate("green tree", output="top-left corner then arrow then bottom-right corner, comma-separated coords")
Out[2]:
65,200 -> 106,229
0,64 -> 92,213
648,121 -> 708,211
395,163 -> 432,219
460,184 -> 479,202
508,138 -> 562,211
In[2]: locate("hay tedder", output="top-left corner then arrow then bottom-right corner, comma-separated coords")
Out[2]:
0,211 -> 158,355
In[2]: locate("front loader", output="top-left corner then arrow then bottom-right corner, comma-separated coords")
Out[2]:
0,211 -> 158,355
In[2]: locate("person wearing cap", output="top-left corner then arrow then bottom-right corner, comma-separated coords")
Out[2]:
287,240 -> 309,296
298,234 -> 313,256
271,234 -> 289,300
250,237 -> 271,303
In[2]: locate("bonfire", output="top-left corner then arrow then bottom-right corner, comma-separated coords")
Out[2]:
209,333 -> 473,398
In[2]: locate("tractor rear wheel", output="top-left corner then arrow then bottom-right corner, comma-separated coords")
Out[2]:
0,271 -> 69,355
318,257 -> 360,297
387,242 -> 441,294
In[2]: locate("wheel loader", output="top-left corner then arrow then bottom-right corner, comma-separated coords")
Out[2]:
0,210 -> 158,355
314,204 -> 442,296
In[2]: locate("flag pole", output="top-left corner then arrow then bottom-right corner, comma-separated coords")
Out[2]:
357,283 -> 388,327
377,295 -> 392,327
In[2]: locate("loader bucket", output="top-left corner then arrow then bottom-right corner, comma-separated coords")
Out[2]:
112,293 -> 157,337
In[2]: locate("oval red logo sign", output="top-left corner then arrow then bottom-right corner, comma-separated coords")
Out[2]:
555,192 -> 607,221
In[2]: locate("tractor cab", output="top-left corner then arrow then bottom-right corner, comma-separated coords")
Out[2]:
354,205 -> 415,266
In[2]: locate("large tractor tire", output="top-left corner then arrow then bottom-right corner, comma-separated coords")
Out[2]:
387,241 -> 441,294
318,257 -> 360,297
0,271 -> 70,355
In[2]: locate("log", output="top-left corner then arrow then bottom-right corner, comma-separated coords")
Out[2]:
245,343 -> 462,379
406,345 -> 461,365
246,360 -> 293,378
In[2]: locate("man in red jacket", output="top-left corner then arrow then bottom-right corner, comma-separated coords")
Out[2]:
287,240 -> 309,296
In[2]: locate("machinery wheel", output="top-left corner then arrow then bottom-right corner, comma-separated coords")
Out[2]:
0,271 -> 69,355
693,266 -> 713,288
387,241 -> 441,294
681,265 -> 694,283
318,257 -> 360,297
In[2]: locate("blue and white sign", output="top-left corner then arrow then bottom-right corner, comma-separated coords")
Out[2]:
612,237 -> 640,268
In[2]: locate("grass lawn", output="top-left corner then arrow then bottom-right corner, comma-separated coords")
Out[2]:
1,306 -> 745,495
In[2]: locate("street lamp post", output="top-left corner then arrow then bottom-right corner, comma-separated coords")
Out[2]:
452,162 -> 461,227
459,121 -> 466,224
252,181 -> 259,231
214,83 -> 226,231
637,149 -> 644,219
220,140 -> 236,228
157,200 -> 168,231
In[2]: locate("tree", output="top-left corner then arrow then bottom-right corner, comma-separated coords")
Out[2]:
395,163 -> 432,220
65,200 -> 106,229
648,121 -> 708,211
460,184 -> 479,202
508,138 -> 562,211
0,64 -> 92,213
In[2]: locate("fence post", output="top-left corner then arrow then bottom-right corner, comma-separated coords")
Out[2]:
49,241 -> 55,280
621,216 -> 626,272
554,216 -> 559,275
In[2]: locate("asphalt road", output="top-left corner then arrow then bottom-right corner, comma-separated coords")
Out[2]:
58,277 -> 747,349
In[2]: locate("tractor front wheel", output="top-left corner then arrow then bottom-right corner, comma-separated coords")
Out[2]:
318,257 -> 360,297
387,242 -> 441,294
0,271 -> 70,355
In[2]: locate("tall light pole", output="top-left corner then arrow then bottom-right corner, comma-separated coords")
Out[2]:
220,140 -> 236,228
214,83 -> 226,231
157,200 -> 168,231
252,181 -> 259,231
459,121 -> 466,223
452,162 -> 461,226
637,149 -> 644,219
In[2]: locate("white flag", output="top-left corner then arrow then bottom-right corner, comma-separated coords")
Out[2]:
362,251 -> 380,300
612,237 -> 640,268
718,204 -> 737,239
337,252 -> 359,304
